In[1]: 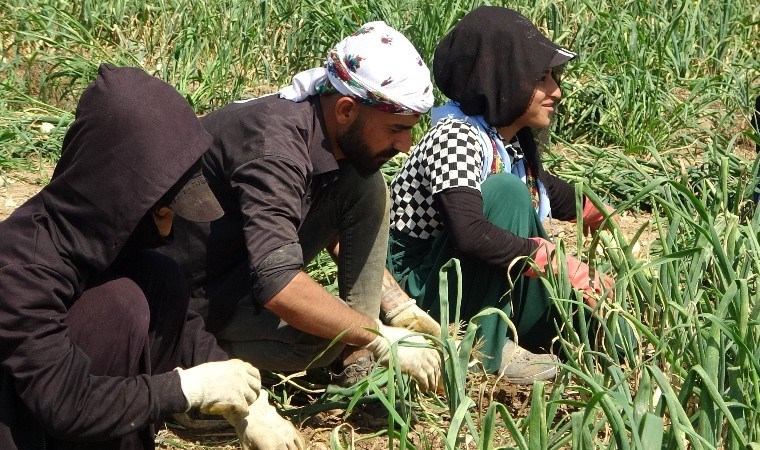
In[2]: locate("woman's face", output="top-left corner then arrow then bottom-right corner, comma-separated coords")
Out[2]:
515,68 -> 562,130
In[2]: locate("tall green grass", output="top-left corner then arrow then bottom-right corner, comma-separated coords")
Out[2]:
2,0 -> 759,448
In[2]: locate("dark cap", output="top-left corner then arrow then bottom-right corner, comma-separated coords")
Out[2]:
168,164 -> 224,222
549,47 -> 576,68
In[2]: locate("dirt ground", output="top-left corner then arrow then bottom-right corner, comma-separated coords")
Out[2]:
153,376 -> 540,450
0,164 -> 52,221
0,164 -> 653,449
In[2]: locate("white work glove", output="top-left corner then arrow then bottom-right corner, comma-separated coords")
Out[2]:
384,299 -> 441,338
364,321 -> 440,392
223,390 -> 305,450
175,359 -> 261,415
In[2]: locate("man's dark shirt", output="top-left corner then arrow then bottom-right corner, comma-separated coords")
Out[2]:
162,94 -> 340,331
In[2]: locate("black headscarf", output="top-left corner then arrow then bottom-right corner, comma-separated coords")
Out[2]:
434,6 -> 574,128
44,64 -> 213,276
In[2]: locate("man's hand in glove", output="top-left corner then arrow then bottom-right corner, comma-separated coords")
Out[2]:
176,359 -> 261,415
525,237 -> 613,308
384,299 -> 441,338
223,390 -> 305,450
380,269 -> 440,338
364,322 -> 440,392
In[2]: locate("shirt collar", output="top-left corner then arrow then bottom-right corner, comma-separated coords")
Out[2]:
308,95 -> 340,177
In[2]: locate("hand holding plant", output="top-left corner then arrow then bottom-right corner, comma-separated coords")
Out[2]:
364,321 -> 441,392
581,197 -> 619,236
525,237 -> 613,308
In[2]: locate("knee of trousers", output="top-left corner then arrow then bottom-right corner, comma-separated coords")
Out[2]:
72,278 -> 151,342
338,166 -> 389,222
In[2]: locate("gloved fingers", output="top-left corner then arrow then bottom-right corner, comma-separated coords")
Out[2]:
389,303 -> 441,338
414,348 -> 441,393
246,375 -> 262,396
601,273 -> 614,291
243,388 -> 258,407
582,291 -> 598,309
246,364 -> 261,380
291,432 -> 307,450
250,389 -> 270,409
583,272 -> 614,309
417,374 -> 430,392
525,237 -> 555,277
279,422 -> 305,450
408,365 -> 430,392
589,271 -> 614,295
422,364 -> 438,393
427,348 -> 441,386
599,273 -> 615,302
204,400 -> 247,416
430,353 -> 442,392
582,200 -> 619,236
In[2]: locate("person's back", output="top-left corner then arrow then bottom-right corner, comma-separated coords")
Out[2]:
163,94 -> 329,331
0,65 -> 302,450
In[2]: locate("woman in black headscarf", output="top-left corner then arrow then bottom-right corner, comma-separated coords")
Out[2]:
0,65 -> 306,450
387,7 -> 616,380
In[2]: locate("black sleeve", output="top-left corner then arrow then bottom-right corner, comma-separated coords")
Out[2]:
540,171 -> 578,221
180,308 -> 229,368
433,187 -> 537,274
0,264 -> 188,442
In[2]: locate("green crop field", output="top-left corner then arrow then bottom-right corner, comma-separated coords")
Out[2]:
2,0 -> 759,448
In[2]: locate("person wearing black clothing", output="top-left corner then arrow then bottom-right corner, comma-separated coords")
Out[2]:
0,65 -> 302,450
160,22 -> 442,391
387,7 -> 617,380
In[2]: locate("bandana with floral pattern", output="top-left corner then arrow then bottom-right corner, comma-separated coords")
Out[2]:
279,21 -> 433,115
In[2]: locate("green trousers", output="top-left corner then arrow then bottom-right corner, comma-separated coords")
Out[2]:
388,173 -> 558,373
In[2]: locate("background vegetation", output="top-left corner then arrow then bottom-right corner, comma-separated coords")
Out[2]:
1,0 -> 759,448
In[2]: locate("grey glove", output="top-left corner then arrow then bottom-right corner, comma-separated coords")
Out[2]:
223,390 -> 305,450
364,321 -> 441,392
384,299 -> 441,338
176,359 -> 261,415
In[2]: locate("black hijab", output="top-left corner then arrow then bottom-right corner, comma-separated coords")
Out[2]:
434,6 -> 574,128
43,64 -> 213,277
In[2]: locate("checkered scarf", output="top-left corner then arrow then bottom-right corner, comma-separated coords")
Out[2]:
279,21 -> 433,115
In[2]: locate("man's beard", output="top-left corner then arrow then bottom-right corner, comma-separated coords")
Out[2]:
337,117 -> 398,176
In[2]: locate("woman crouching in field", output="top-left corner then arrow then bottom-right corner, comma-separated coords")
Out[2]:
387,6 -> 617,382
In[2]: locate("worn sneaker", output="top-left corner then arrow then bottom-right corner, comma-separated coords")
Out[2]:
332,355 -> 376,387
499,340 -> 558,385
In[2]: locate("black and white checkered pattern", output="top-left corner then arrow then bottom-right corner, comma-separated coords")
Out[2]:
390,118 -> 484,239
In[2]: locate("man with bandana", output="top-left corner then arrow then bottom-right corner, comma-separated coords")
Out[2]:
161,22 -> 441,391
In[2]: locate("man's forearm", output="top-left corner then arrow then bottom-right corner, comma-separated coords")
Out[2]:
265,271 -> 378,346
380,269 -> 411,314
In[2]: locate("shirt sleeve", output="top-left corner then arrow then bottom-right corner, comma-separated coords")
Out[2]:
434,187 -> 537,275
180,308 -> 229,367
427,120 -> 484,195
230,155 -> 307,304
0,264 -> 188,442
540,171 -> 578,221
